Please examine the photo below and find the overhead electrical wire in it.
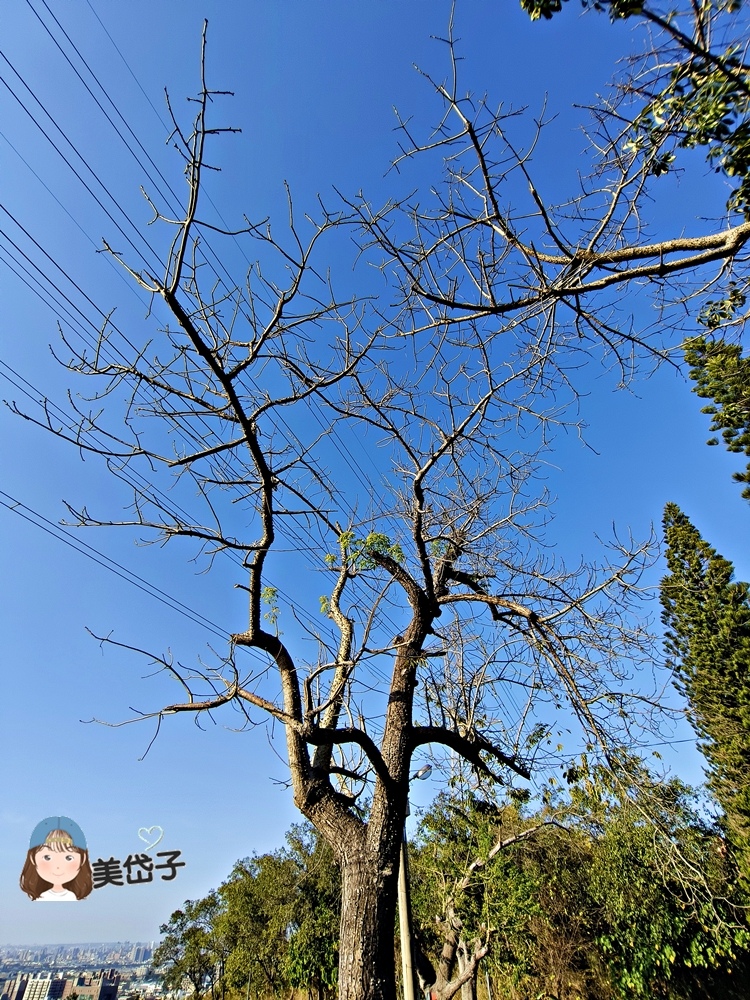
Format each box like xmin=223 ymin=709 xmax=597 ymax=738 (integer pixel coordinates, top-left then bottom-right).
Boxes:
xmin=0 ymin=55 xmax=162 ymax=274
xmin=0 ymin=199 xmax=448 ymax=705
xmin=0 ymin=0 xmax=400 ymax=568
xmin=0 ymin=488 xmax=232 ymax=643
xmin=30 ymin=0 xmax=188 ymax=223
xmin=0 ymin=3 xmax=518 ymax=711
xmin=0 ymin=346 xmax=351 ymax=674
xmin=83 ymin=0 xmax=170 ymax=133
xmin=0 ymin=216 xmax=337 ymax=649
xmin=0 ymin=125 xmax=158 ymax=311
xmin=0 ymin=188 xmax=399 ymax=690
xmin=0 ymin=19 xmax=394 ymax=543
xmin=23 ymin=0 xmax=397 ymax=506
xmin=0 ymin=242 xmax=437 ymax=705
xmin=0 ymin=358 xmax=370 ymax=701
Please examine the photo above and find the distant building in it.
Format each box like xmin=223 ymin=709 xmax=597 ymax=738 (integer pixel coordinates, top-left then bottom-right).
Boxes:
xmin=2 ymin=971 xmax=29 ymax=1000
xmin=2 ymin=970 xmax=119 ymax=1000
xmin=66 ymin=970 xmax=120 ymax=1000
xmin=4 ymin=974 xmax=66 ymax=1000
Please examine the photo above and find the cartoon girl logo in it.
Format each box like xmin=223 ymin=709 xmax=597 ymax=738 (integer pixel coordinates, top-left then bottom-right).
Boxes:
xmin=20 ymin=816 xmax=93 ymax=901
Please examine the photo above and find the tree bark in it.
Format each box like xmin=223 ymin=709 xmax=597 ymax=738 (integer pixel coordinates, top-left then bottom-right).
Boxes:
xmin=337 ymin=844 xmax=401 ymax=1000
xmin=455 ymin=942 xmax=476 ymax=1000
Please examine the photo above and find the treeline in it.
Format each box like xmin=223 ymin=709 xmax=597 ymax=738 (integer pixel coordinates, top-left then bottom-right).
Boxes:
xmin=410 ymin=771 xmax=749 ymax=1000
xmin=153 ymin=825 xmax=339 ymax=1000
xmin=153 ymin=765 xmax=749 ymax=1000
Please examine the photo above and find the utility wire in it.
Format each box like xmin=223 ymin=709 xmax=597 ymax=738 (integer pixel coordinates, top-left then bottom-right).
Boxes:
xmin=26 ymin=0 xmax=397 ymax=512
xmin=0 ymin=353 xmax=340 ymax=661
xmin=0 ymin=42 xmax=389 ymax=538
xmin=0 ymin=11 xmax=437 ymax=691
xmin=0 ymin=53 xmax=161 ymax=273
xmin=0 ymin=349 xmax=396 ymax=692
xmin=0 ymin=200 xmax=398 ymax=689
xmin=1 ymin=3 xmax=647 ymax=759
xmin=2 ymin=16 xmax=398 ymax=604
xmin=0 ymin=489 xmax=231 ymax=642
xmin=0 ymin=125 xmax=154 ymax=310
xmin=31 ymin=0 xmax=185 ymax=220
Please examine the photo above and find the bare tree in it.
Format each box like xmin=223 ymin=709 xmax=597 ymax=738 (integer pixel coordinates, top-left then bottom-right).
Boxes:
xmin=13 ymin=12 xmax=750 ymax=1000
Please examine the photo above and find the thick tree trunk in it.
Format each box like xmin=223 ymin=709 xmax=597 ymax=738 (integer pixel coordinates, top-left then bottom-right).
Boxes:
xmin=292 ymin=563 xmax=429 ymax=999
xmin=337 ymin=841 xmax=401 ymax=1000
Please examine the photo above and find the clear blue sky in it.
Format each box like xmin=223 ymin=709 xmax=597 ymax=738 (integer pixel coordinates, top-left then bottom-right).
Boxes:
xmin=1 ymin=0 xmax=747 ymax=946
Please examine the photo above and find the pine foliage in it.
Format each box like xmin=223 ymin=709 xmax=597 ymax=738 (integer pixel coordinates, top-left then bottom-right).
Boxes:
xmin=684 ymin=336 xmax=750 ymax=502
xmin=660 ymin=502 xmax=750 ymax=878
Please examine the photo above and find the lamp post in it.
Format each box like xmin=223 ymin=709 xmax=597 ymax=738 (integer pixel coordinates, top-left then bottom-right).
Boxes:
xmin=398 ymin=764 xmax=432 ymax=1000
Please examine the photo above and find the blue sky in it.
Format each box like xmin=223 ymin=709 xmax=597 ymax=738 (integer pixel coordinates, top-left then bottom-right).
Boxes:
xmin=1 ymin=0 xmax=748 ymax=946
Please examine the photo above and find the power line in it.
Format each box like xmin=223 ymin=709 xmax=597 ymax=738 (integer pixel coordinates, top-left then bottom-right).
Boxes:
xmin=84 ymin=0 xmax=169 ymax=132
xmin=0 ymin=488 xmax=232 ymax=642
xmin=26 ymin=0 xmax=399 ymax=516
xmin=0 ymin=41 xmax=386 ymax=528
xmin=31 ymin=0 xmax=183 ymax=219
xmin=0 ymin=53 xmax=161 ymax=274
xmin=0 ymin=200 xmax=397 ymax=688
xmin=0 ymin=349 xmax=395 ymax=692
xmin=2 ymin=6 xmax=397 ymax=550
xmin=0 ymin=125 xmax=153 ymax=310
xmin=0 ymin=10 xmax=428 ymax=690
xmin=0 ymin=352 xmax=340 ymax=657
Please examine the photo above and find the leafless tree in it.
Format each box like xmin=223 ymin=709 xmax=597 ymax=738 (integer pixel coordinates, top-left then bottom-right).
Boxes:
xmin=13 ymin=11 xmax=750 ymax=1000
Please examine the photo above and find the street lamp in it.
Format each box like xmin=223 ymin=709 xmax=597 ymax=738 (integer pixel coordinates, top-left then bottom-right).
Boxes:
xmin=398 ymin=764 xmax=432 ymax=1000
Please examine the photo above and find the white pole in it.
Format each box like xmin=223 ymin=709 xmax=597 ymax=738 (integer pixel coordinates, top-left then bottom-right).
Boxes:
xmin=400 ymin=766 xmax=431 ymax=1000
xmin=398 ymin=830 xmax=416 ymax=1000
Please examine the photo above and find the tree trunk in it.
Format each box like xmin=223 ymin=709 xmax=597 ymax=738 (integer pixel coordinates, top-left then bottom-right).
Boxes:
xmin=337 ymin=846 xmax=401 ymax=1000
xmin=455 ymin=941 xmax=476 ymax=1000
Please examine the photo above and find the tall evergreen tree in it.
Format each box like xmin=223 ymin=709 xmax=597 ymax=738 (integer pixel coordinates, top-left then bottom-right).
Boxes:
xmin=660 ymin=503 xmax=750 ymax=879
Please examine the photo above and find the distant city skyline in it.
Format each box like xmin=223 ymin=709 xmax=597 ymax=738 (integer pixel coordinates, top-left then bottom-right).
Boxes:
xmin=0 ymin=943 xmax=154 ymax=949
xmin=0 ymin=943 xmax=154 ymax=974
xmin=0 ymin=944 xmax=154 ymax=956
xmin=0 ymin=945 xmax=159 ymax=1000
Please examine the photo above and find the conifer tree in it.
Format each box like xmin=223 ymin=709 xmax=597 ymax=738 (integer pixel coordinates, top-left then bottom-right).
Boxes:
xmin=660 ymin=503 xmax=750 ymax=879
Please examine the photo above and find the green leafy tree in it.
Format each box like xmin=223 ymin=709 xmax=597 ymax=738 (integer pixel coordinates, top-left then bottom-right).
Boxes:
xmin=216 ymin=852 xmax=296 ymax=1000
xmin=153 ymin=788 xmax=748 ymax=1000
xmin=283 ymin=825 xmax=340 ymax=1000
xmin=583 ymin=770 xmax=749 ymax=999
xmin=154 ymin=894 xmax=223 ymax=1000
xmin=178 ymin=825 xmax=340 ymax=1000
xmin=661 ymin=502 xmax=750 ymax=881
xmin=412 ymin=777 xmax=750 ymax=1000
xmin=522 ymin=0 xmax=644 ymax=20
xmin=411 ymin=792 xmax=602 ymax=1000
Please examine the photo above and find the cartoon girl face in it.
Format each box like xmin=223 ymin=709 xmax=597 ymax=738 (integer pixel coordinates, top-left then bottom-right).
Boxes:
xmin=33 ymin=844 xmax=83 ymax=890
xmin=21 ymin=817 xmax=93 ymax=901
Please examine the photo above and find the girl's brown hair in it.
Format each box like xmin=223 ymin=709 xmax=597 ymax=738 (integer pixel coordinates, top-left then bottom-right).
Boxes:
xmin=20 ymin=831 xmax=93 ymax=900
